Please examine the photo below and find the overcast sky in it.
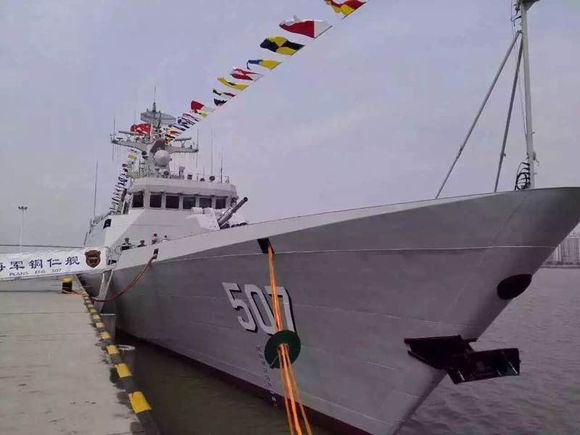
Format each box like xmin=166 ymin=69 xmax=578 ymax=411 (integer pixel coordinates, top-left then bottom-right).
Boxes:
xmin=0 ymin=0 xmax=579 ymax=247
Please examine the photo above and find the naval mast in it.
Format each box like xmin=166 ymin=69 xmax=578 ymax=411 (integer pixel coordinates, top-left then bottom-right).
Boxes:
xmin=519 ymin=0 xmax=538 ymax=188
xmin=436 ymin=0 xmax=540 ymax=197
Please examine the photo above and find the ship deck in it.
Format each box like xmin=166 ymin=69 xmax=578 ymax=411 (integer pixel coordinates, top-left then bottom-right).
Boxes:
xmin=0 ymin=277 xmax=142 ymax=434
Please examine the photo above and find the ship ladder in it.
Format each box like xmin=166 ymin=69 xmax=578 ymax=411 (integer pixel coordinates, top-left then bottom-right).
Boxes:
xmin=267 ymin=245 xmax=312 ymax=435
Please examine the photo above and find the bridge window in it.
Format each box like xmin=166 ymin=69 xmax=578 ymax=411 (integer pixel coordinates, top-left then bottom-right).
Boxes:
xmin=199 ymin=197 xmax=212 ymax=208
xmin=150 ymin=193 xmax=162 ymax=208
xmin=166 ymin=195 xmax=179 ymax=209
xmin=183 ymin=196 xmax=196 ymax=209
xmin=132 ymin=192 xmax=143 ymax=208
xmin=103 ymin=219 xmax=111 ymax=229
xmin=215 ymin=197 xmax=227 ymax=209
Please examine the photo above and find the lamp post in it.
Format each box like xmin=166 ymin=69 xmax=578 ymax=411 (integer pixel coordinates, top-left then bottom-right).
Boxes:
xmin=18 ymin=206 xmax=28 ymax=252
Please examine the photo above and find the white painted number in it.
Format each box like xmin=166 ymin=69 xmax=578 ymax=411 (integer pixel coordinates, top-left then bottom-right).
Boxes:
xmin=222 ymin=282 xmax=257 ymax=332
xmin=222 ymin=282 xmax=296 ymax=335
xmin=244 ymin=284 xmax=277 ymax=335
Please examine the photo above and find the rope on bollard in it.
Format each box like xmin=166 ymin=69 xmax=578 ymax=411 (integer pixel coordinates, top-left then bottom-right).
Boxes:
xmin=267 ymin=244 xmax=312 ymax=435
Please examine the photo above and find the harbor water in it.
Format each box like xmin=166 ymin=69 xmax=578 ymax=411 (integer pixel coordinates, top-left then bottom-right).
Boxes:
xmin=125 ymin=268 xmax=580 ymax=434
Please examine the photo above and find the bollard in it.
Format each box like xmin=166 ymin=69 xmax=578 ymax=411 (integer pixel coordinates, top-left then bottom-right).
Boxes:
xmin=62 ymin=277 xmax=73 ymax=293
xmin=118 ymin=345 xmax=136 ymax=374
xmin=100 ymin=313 xmax=116 ymax=341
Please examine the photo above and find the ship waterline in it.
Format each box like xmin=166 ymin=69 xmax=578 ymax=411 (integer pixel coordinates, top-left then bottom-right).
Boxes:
xmin=83 ymin=187 xmax=580 ymax=434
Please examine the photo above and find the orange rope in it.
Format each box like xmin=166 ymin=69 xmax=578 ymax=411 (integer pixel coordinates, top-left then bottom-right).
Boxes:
xmin=279 ymin=348 xmax=296 ymax=435
xmin=280 ymin=345 xmax=303 ymax=435
xmin=267 ymin=245 xmax=312 ymax=435
xmin=268 ymin=246 xmax=283 ymax=331
xmin=283 ymin=347 xmax=312 ymax=435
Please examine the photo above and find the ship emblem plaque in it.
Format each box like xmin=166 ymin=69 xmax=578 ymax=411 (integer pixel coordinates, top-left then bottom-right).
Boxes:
xmin=84 ymin=250 xmax=101 ymax=268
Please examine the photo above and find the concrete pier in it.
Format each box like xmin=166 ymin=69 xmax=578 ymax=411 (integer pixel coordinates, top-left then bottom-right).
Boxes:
xmin=0 ymin=279 xmax=140 ymax=434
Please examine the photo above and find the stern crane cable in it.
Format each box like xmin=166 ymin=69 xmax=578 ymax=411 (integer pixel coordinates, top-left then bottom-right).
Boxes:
xmin=267 ymin=245 xmax=312 ymax=435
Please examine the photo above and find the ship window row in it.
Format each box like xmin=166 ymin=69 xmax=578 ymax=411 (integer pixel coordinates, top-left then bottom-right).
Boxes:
xmin=132 ymin=192 xmax=231 ymax=210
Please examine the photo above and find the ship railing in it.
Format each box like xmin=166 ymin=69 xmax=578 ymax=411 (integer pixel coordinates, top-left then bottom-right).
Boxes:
xmin=130 ymin=168 xmax=230 ymax=183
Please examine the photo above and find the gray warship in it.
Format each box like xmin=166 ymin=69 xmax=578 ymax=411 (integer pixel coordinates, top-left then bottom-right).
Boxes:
xmin=81 ymin=1 xmax=580 ymax=433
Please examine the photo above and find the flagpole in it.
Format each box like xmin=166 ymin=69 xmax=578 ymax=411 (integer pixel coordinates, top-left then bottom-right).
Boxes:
xmin=112 ymin=117 xmax=116 ymax=161
xmin=92 ymin=161 xmax=98 ymax=218
xmin=220 ymin=148 xmax=224 ymax=183
xmin=196 ymin=129 xmax=199 ymax=170
xmin=211 ymin=128 xmax=214 ymax=177
xmin=18 ymin=206 xmax=28 ymax=252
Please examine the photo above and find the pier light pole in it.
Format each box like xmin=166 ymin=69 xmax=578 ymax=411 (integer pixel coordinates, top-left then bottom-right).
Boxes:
xmin=18 ymin=205 xmax=28 ymax=252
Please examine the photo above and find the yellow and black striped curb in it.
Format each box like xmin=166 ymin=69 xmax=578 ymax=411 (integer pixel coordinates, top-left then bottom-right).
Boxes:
xmin=82 ymin=294 xmax=159 ymax=435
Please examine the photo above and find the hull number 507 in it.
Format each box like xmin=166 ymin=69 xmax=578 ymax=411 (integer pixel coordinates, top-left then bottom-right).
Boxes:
xmin=222 ymin=283 xmax=296 ymax=335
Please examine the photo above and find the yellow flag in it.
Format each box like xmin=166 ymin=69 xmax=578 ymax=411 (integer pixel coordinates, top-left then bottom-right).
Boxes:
xmin=260 ymin=60 xmax=281 ymax=69
xmin=324 ymin=0 xmax=366 ymax=17
xmin=217 ymin=77 xmax=249 ymax=91
xmin=246 ymin=59 xmax=281 ymax=70
xmin=260 ymin=36 xmax=303 ymax=56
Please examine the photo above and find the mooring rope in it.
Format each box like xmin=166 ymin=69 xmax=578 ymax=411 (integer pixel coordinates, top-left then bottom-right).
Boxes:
xmin=90 ymin=256 xmax=154 ymax=303
xmin=267 ymin=245 xmax=312 ymax=435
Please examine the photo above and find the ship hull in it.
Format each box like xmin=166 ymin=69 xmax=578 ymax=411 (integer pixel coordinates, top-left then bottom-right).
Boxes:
xmin=85 ymin=188 xmax=580 ymax=434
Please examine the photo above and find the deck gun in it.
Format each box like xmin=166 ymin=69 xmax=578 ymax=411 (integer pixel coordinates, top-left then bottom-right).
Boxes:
xmin=218 ymin=197 xmax=248 ymax=228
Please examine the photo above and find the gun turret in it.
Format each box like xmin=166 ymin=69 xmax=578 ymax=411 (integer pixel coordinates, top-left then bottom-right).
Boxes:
xmin=218 ymin=197 xmax=248 ymax=228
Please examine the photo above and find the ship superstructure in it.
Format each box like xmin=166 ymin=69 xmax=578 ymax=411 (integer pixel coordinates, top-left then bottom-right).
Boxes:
xmin=84 ymin=102 xmax=245 ymax=255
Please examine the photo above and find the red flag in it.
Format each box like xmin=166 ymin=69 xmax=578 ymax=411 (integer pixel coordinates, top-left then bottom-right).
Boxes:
xmin=279 ymin=17 xmax=332 ymax=39
xmin=190 ymin=100 xmax=214 ymax=114
xmin=130 ymin=123 xmax=151 ymax=135
xmin=230 ymin=67 xmax=263 ymax=81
